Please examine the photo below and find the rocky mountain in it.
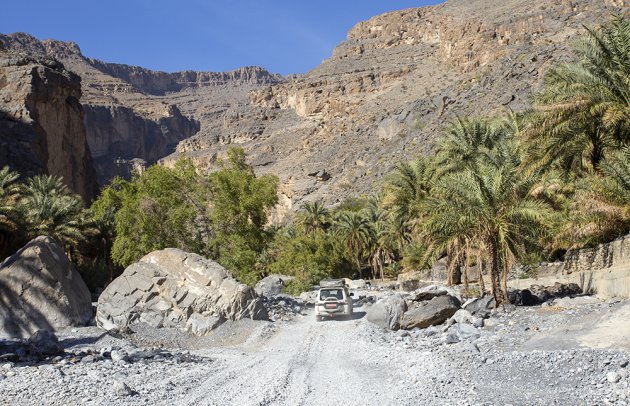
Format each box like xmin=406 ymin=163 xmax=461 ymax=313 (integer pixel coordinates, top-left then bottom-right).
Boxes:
xmin=1 ymin=0 xmax=627 ymax=211
xmin=172 ymin=0 xmax=627 ymax=216
xmin=0 ymin=45 xmax=97 ymax=200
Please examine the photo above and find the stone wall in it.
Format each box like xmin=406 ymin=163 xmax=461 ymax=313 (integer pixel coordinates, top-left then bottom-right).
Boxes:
xmin=563 ymin=234 xmax=630 ymax=274
xmin=511 ymin=235 xmax=630 ymax=299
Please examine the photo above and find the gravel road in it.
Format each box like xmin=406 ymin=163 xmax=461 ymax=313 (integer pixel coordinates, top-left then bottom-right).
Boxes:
xmin=1 ymin=298 xmax=630 ymax=405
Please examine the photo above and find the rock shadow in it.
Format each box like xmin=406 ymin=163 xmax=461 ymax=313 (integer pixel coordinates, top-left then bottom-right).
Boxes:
xmin=0 ymin=255 xmax=56 ymax=340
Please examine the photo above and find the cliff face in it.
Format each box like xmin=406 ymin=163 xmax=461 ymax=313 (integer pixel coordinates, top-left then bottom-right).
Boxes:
xmin=87 ymin=62 xmax=283 ymax=95
xmin=170 ymin=0 xmax=628 ymax=216
xmin=0 ymin=49 xmax=97 ymax=200
xmin=0 ymin=34 xmax=202 ymax=186
xmin=83 ymin=103 xmax=199 ymax=184
xmin=1 ymin=0 xmax=627 ymax=212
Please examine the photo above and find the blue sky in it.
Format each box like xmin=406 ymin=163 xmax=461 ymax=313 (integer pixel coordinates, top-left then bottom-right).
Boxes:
xmin=1 ymin=1 xmax=441 ymax=75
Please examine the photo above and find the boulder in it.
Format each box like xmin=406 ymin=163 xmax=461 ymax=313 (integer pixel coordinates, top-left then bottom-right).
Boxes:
xmin=400 ymin=295 xmax=461 ymax=330
xmin=0 ymin=236 xmax=92 ymax=338
xmin=447 ymin=323 xmax=481 ymax=341
xmin=451 ymin=309 xmax=474 ymax=324
xmin=397 ymin=271 xmax=426 ymax=291
xmin=367 ymin=294 xmax=407 ymax=330
xmin=255 ymin=274 xmax=294 ymax=297
xmin=408 ymin=285 xmax=448 ymax=301
xmin=463 ymin=295 xmax=495 ymax=318
xmin=511 ymin=283 xmax=583 ymax=306
xmin=96 ymin=249 xmax=268 ymax=335
xmin=343 ymin=278 xmax=368 ymax=289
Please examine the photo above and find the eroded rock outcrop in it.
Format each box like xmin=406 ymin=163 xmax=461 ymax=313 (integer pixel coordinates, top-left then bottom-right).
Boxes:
xmin=0 ymin=47 xmax=97 ymax=200
xmin=96 ymin=249 xmax=268 ymax=335
xmin=0 ymin=236 xmax=93 ymax=339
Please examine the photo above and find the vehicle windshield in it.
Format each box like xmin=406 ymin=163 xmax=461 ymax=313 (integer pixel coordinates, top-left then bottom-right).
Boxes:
xmin=320 ymin=289 xmax=344 ymax=300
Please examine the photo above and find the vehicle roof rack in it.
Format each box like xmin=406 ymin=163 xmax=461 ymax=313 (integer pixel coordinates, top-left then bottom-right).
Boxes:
xmin=319 ymin=279 xmax=346 ymax=288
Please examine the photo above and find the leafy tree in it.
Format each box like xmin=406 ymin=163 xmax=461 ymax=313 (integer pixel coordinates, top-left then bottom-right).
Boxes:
xmin=94 ymin=159 xmax=212 ymax=268
xmin=207 ymin=148 xmax=278 ymax=283
xmin=266 ymin=227 xmax=352 ymax=294
xmin=93 ymin=149 xmax=278 ymax=285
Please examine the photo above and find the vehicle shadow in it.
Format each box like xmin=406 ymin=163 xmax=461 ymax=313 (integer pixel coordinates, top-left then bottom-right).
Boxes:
xmin=350 ymin=311 xmax=366 ymax=320
xmin=319 ymin=311 xmax=366 ymax=322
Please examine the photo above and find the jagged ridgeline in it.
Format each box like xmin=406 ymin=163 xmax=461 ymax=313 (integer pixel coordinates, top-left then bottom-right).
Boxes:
xmin=0 ymin=0 xmax=627 ymax=210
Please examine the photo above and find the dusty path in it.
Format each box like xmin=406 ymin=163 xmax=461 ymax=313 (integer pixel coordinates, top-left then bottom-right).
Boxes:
xmin=2 ymin=300 xmax=630 ymax=405
xmin=169 ymin=311 xmax=461 ymax=406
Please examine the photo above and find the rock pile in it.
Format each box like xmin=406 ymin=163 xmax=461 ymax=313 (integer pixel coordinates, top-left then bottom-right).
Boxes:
xmin=262 ymin=296 xmax=305 ymax=322
xmin=96 ymin=249 xmax=268 ymax=335
xmin=0 ymin=237 xmax=93 ymax=339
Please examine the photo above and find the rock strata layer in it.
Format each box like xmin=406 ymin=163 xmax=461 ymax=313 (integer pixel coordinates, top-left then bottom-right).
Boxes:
xmin=96 ymin=249 xmax=268 ymax=335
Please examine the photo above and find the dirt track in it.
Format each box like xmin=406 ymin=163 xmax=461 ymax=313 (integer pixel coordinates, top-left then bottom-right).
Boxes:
xmin=2 ymin=300 xmax=630 ymax=405
xmin=171 ymin=310 xmax=462 ymax=406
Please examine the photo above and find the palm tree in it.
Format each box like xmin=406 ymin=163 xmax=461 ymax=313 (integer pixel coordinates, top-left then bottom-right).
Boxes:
xmin=333 ymin=210 xmax=372 ymax=278
xmin=559 ymin=147 xmax=630 ymax=247
xmin=382 ymin=157 xmax=435 ymax=223
xmin=297 ymin=201 xmax=329 ymax=235
xmin=431 ymin=117 xmax=518 ymax=286
xmin=525 ymin=16 xmax=630 ymax=174
xmin=19 ymin=175 xmax=95 ymax=253
xmin=422 ymin=154 xmax=552 ymax=304
xmin=435 ymin=117 xmax=511 ymax=177
xmin=0 ymin=166 xmax=22 ymax=257
xmin=363 ymin=201 xmax=397 ymax=280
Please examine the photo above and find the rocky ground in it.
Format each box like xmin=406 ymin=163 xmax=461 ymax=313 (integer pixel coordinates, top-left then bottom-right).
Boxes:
xmin=1 ymin=293 xmax=629 ymax=405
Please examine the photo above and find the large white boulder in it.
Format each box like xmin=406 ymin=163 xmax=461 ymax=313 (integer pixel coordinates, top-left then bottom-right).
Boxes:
xmin=96 ymin=249 xmax=268 ymax=335
xmin=0 ymin=236 xmax=92 ymax=338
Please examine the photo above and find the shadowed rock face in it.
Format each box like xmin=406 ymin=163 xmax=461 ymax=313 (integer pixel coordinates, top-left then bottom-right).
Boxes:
xmin=0 ymin=34 xmax=204 ymax=187
xmin=0 ymin=48 xmax=97 ymax=200
xmin=96 ymin=249 xmax=268 ymax=336
xmin=0 ymin=236 xmax=93 ymax=339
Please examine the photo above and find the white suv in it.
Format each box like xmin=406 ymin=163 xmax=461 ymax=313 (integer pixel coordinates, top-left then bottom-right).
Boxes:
xmin=315 ymin=283 xmax=354 ymax=321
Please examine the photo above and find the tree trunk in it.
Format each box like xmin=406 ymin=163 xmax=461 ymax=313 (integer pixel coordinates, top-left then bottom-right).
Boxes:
xmin=477 ymin=254 xmax=485 ymax=295
xmin=488 ymin=236 xmax=508 ymax=305
xmin=463 ymin=248 xmax=470 ymax=294
xmin=501 ymin=262 xmax=509 ymax=300
xmin=446 ymin=252 xmax=453 ymax=285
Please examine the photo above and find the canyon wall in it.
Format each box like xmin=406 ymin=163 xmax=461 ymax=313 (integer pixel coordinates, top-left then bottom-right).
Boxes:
xmin=0 ymin=49 xmax=97 ymax=200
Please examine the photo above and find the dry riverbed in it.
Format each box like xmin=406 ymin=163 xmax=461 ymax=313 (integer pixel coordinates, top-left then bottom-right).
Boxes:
xmin=1 ymin=297 xmax=630 ymax=405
